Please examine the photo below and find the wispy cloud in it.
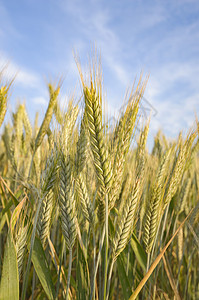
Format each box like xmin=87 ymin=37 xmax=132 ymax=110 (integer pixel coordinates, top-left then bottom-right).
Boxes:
xmin=0 ymin=0 xmax=199 ymax=139
xmin=59 ymin=0 xmax=130 ymax=87
xmin=147 ymin=87 xmax=198 ymax=138
xmin=0 ymin=52 xmax=41 ymax=88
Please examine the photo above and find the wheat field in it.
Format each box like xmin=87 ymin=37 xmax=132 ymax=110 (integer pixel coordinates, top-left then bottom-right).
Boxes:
xmin=0 ymin=59 xmax=198 ymax=300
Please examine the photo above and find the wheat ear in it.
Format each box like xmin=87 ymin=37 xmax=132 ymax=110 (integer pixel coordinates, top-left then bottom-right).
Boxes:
xmin=22 ymin=104 xmax=32 ymax=144
xmin=109 ymin=78 xmax=147 ymax=209
xmin=96 ymin=187 xmax=106 ymax=223
xmin=58 ymin=152 xmax=77 ymax=299
xmin=37 ymin=190 xmax=54 ymax=247
xmin=61 ymin=101 xmax=79 ymax=154
xmin=113 ymin=180 xmax=141 ymax=259
xmin=76 ymin=113 xmax=89 ymax=174
xmin=106 ymin=172 xmax=144 ymax=299
xmin=53 ymin=100 xmax=63 ymax=124
xmin=37 ymin=151 xmax=59 ymax=246
xmin=163 ymin=131 xmax=196 ymax=209
xmin=84 ymin=84 xmax=112 ymax=191
xmin=0 ymin=86 xmax=9 ymax=128
xmin=2 ymin=125 xmax=17 ymax=169
xmin=143 ymin=148 xmax=173 ymax=253
xmin=59 ymin=152 xmax=77 ymax=249
xmin=76 ymin=172 xmax=94 ymax=225
xmin=15 ymin=225 xmax=28 ymax=278
xmin=35 ymin=84 xmax=60 ymax=151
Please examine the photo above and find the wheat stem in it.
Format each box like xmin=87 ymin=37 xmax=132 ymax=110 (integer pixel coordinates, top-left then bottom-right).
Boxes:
xmin=106 ymin=259 xmax=114 ymax=300
xmin=90 ymin=225 xmax=106 ymax=300
xmin=66 ymin=247 xmax=73 ymax=300
xmin=103 ymin=193 xmax=109 ymax=300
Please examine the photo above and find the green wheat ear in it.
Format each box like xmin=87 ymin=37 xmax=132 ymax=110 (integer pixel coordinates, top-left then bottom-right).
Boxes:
xmin=59 ymin=151 xmax=77 ymax=249
xmin=143 ymin=148 xmax=173 ymax=253
xmin=15 ymin=225 xmax=28 ymax=278
xmin=37 ymin=150 xmax=59 ymax=246
xmin=76 ymin=59 xmax=112 ymax=194
xmin=163 ymin=131 xmax=196 ymax=210
xmin=113 ymin=168 xmax=145 ymax=260
xmin=76 ymin=172 xmax=95 ymax=225
xmin=84 ymin=84 xmax=112 ymax=192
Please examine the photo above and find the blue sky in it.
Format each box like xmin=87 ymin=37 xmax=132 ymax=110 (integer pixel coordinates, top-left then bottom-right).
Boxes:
xmin=0 ymin=0 xmax=199 ymax=147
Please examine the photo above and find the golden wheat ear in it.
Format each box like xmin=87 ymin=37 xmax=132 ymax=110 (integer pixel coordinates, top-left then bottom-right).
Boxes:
xmin=0 ymin=86 xmax=9 ymax=128
xmin=0 ymin=68 xmax=13 ymax=129
xmin=35 ymin=83 xmax=60 ymax=152
xmin=75 ymin=112 xmax=89 ymax=174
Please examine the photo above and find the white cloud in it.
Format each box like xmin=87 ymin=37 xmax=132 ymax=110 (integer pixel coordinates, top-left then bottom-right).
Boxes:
xmin=59 ymin=0 xmax=129 ymax=87
xmin=31 ymin=96 xmax=48 ymax=106
xmin=52 ymin=0 xmax=199 ymax=139
xmin=1 ymin=0 xmax=198 ymax=141
xmin=0 ymin=53 xmax=41 ymax=88
xmin=15 ymin=70 xmax=40 ymax=88
xmin=148 ymin=92 xmax=198 ymax=139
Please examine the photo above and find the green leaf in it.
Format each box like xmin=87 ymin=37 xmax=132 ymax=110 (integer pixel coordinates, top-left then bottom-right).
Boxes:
xmin=0 ymin=214 xmax=6 ymax=233
xmin=0 ymin=176 xmax=20 ymax=207
xmin=0 ymin=199 xmax=13 ymax=218
xmin=31 ymin=237 xmax=56 ymax=300
xmin=0 ymin=231 xmax=19 ymax=300
xmin=117 ymin=253 xmax=132 ymax=300
xmin=129 ymin=209 xmax=193 ymax=300
xmin=21 ymin=196 xmax=43 ymax=300
xmin=131 ymin=232 xmax=147 ymax=272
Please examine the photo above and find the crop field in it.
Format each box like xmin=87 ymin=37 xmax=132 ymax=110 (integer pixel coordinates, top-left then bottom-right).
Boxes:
xmin=0 ymin=60 xmax=198 ymax=300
